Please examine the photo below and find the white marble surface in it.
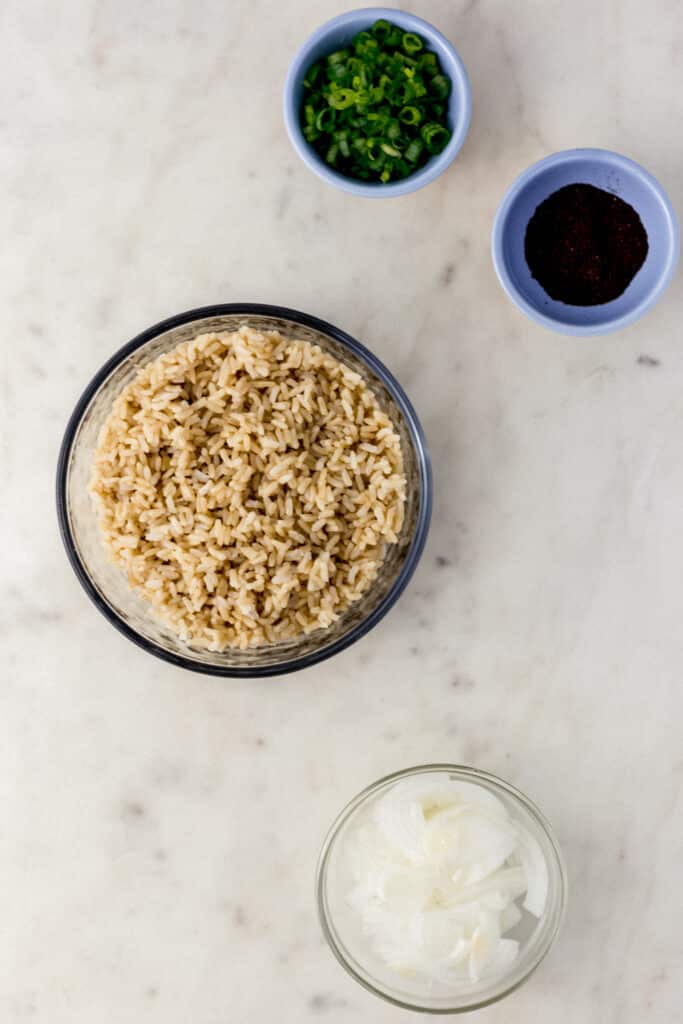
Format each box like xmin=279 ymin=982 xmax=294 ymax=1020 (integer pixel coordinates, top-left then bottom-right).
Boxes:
xmin=3 ymin=1 xmax=683 ymax=1020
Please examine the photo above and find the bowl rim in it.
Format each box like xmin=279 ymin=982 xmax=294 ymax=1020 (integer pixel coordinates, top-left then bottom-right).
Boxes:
xmin=283 ymin=6 xmax=472 ymax=198
xmin=491 ymin=147 xmax=681 ymax=336
xmin=55 ymin=303 xmax=432 ymax=678
xmin=316 ymin=763 xmax=568 ymax=1014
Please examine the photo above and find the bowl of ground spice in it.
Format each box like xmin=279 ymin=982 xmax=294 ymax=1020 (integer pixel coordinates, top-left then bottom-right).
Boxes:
xmin=492 ymin=149 xmax=679 ymax=335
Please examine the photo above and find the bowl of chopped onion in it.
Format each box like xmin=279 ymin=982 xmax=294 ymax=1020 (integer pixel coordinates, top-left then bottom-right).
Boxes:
xmin=317 ymin=764 xmax=567 ymax=1013
xmin=284 ymin=8 xmax=471 ymax=197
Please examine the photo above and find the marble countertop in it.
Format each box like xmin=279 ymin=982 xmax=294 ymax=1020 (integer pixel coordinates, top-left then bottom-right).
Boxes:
xmin=3 ymin=1 xmax=683 ymax=1021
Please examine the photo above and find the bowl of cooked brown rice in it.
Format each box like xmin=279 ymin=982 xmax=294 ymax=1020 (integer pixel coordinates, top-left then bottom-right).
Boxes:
xmin=57 ymin=305 xmax=432 ymax=676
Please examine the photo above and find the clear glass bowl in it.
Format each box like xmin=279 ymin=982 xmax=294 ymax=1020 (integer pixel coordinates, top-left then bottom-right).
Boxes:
xmin=56 ymin=305 xmax=432 ymax=677
xmin=316 ymin=764 xmax=567 ymax=1014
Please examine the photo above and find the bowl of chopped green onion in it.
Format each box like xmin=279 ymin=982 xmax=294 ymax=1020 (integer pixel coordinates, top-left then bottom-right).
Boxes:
xmin=284 ymin=8 xmax=471 ymax=197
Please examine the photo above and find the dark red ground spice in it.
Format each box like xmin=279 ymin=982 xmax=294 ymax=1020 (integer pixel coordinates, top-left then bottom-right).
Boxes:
xmin=524 ymin=183 xmax=649 ymax=306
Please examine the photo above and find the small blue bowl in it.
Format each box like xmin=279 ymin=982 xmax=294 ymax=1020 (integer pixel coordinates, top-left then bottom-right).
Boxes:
xmin=492 ymin=149 xmax=680 ymax=335
xmin=283 ymin=7 xmax=471 ymax=198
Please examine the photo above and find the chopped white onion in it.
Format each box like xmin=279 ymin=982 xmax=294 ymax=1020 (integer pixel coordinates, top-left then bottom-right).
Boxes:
xmin=344 ymin=776 xmax=548 ymax=989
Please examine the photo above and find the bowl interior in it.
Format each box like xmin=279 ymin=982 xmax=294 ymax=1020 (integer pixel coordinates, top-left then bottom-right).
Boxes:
xmin=318 ymin=765 xmax=567 ymax=1013
xmin=496 ymin=152 xmax=679 ymax=332
xmin=60 ymin=310 xmax=429 ymax=676
xmin=284 ymin=8 xmax=470 ymax=195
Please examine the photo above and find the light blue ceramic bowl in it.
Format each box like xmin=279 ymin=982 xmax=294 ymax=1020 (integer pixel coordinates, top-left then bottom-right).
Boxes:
xmin=492 ymin=149 xmax=680 ymax=336
xmin=283 ymin=7 xmax=471 ymax=198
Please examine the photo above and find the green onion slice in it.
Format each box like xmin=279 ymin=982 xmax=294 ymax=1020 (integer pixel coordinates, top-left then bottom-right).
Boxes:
xmin=399 ymin=105 xmax=422 ymax=125
xmin=402 ymin=32 xmax=423 ymax=54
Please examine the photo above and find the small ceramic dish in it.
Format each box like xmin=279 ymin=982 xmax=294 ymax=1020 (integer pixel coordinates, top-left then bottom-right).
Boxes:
xmin=492 ymin=148 xmax=679 ymax=335
xmin=283 ymin=7 xmax=471 ymax=198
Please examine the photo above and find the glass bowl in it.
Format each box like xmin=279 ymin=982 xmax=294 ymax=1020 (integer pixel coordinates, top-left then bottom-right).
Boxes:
xmin=56 ymin=304 xmax=432 ymax=677
xmin=316 ymin=764 xmax=567 ymax=1013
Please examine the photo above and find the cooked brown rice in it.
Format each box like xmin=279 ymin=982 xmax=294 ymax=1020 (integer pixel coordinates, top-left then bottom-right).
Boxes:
xmin=90 ymin=327 xmax=406 ymax=650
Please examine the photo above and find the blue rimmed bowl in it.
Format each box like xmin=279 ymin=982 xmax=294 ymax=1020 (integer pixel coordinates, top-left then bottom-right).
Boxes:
xmin=56 ymin=305 xmax=432 ymax=677
xmin=283 ymin=7 xmax=471 ymax=198
xmin=492 ymin=149 xmax=680 ymax=336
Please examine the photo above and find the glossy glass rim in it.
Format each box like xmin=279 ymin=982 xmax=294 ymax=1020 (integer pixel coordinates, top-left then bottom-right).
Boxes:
xmin=316 ymin=763 xmax=568 ymax=1014
xmin=55 ymin=303 xmax=432 ymax=677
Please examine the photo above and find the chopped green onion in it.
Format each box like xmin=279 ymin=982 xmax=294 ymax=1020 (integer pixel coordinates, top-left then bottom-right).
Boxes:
xmin=371 ymin=18 xmax=392 ymax=42
xmin=418 ymin=52 xmax=438 ymax=75
xmin=421 ymin=122 xmax=449 ymax=153
xmin=399 ymin=105 xmax=422 ymax=125
xmin=402 ymin=32 xmax=423 ymax=54
xmin=327 ymin=87 xmax=357 ymax=110
xmin=386 ymin=25 xmax=402 ymax=48
xmin=430 ymin=74 xmax=451 ymax=100
xmin=386 ymin=119 xmax=401 ymax=141
xmin=353 ymin=31 xmax=380 ymax=59
xmin=315 ymin=107 xmax=336 ymax=131
xmin=333 ymin=129 xmax=351 ymax=158
xmin=327 ymin=49 xmax=349 ymax=66
xmin=404 ymin=138 xmax=424 ymax=163
xmin=303 ymin=62 xmax=322 ymax=89
xmin=299 ymin=17 xmax=452 ymax=183
xmin=366 ymin=138 xmax=381 ymax=161
xmin=353 ymin=30 xmax=374 ymax=47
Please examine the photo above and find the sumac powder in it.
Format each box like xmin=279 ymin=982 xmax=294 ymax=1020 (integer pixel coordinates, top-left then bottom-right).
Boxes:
xmin=524 ymin=183 xmax=649 ymax=305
